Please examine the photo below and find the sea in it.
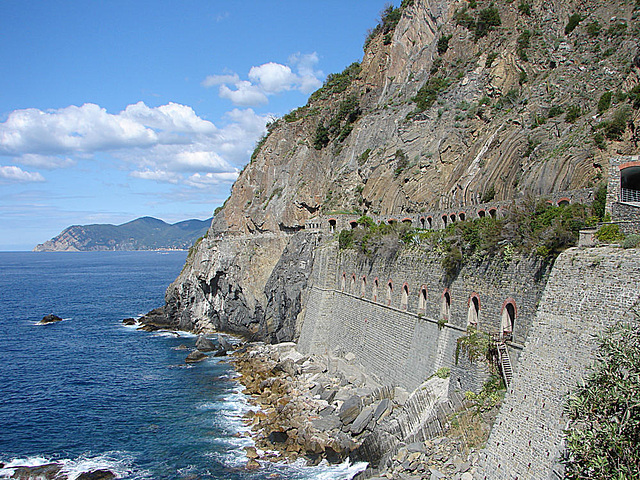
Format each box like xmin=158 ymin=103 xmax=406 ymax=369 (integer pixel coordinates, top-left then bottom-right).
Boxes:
xmin=0 ymin=251 xmax=366 ymax=480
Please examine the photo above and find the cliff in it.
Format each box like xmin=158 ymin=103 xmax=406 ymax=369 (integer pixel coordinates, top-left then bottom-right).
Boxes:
xmin=162 ymin=0 xmax=639 ymax=338
xmin=34 ymin=216 xmax=211 ymax=252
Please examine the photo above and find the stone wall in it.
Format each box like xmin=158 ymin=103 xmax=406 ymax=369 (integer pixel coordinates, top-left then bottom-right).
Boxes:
xmin=480 ymin=246 xmax=640 ymax=480
xmin=298 ymin=242 xmax=551 ymax=392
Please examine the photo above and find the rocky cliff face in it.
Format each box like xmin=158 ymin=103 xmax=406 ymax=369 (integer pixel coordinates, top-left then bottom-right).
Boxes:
xmin=163 ymin=0 xmax=639 ymax=338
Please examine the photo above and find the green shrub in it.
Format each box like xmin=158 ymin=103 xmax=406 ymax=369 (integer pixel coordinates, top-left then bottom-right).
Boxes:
xmin=628 ymin=85 xmax=640 ymax=109
xmin=586 ymin=21 xmax=601 ymax=37
xmin=592 ymin=183 xmax=607 ymax=220
xmin=565 ymin=13 xmax=582 ymax=35
xmin=604 ymin=107 xmax=630 ymax=140
xmin=309 ymin=62 xmax=360 ymax=102
xmin=393 ymin=149 xmax=409 ymax=177
xmin=364 ymin=4 xmax=403 ymax=50
xmin=607 ymin=22 xmax=627 ymax=37
xmin=454 ymin=7 xmax=476 ymax=30
xmin=464 ymin=376 xmax=505 ymax=413
xmin=357 ymin=148 xmax=371 ymax=166
xmin=564 ymin=318 xmax=640 ymax=479
xmin=517 ymin=2 xmax=531 ymax=15
xmin=486 ymin=52 xmax=499 ymax=68
xmin=598 ymin=91 xmax=612 ymax=113
xmin=516 ymin=30 xmax=531 ymax=61
xmin=475 ymin=7 xmax=501 ymax=39
xmin=434 ymin=367 xmax=451 ymax=379
xmin=622 ymin=234 xmax=640 ymax=249
xmin=313 ymin=123 xmax=330 ymax=150
xmin=437 ymin=34 xmax=453 ymax=55
xmin=455 ymin=327 xmax=491 ymax=364
xmin=595 ymin=224 xmax=624 ymax=243
xmin=338 ymin=229 xmax=355 ymax=249
xmin=565 ymin=105 xmax=581 ymax=123
xmin=548 ymin=105 xmax=564 ymax=118
xmin=411 ymin=76 xmax=450 ymax=113
xmin=593 ymin=131 xmax=606 ymax=150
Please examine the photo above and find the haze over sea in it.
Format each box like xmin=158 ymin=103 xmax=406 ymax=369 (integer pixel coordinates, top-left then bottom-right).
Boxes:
xmin=0 ymin=251 xmax=364 ymax=480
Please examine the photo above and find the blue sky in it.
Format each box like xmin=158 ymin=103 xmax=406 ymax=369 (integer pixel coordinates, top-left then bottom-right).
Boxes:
xmin=0 ymin=1 xmax=390 ymax=250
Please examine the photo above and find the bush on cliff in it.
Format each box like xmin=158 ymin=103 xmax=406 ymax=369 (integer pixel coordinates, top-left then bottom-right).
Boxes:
xmin=563 ymin=317 xmax=640 ymax=479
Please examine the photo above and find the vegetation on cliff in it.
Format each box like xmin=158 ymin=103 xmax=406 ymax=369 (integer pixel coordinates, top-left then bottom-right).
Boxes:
xmin=563 ymin=316 xmax=640 ymax=479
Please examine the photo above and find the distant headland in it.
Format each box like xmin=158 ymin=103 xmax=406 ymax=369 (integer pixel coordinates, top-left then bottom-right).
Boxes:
xmin=33 ymin=216 xmax=212 ymax=252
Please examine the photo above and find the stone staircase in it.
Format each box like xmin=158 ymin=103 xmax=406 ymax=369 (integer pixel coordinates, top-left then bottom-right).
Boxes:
xmin=496 ymin=342 xmax=513 ymax=387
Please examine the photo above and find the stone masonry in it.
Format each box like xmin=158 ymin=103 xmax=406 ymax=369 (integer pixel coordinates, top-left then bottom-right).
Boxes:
xmin=480 ymin=246 xmax=640 ymax=480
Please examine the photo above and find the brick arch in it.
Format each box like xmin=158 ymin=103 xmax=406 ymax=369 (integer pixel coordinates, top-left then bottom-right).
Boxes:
xmin=401 ymin=282 xmax=409 ymax=310
xmin=501 ymin=298 xmax=517 ymax=341
xmin=386 ymin=279 xmax=393 ymax=306
xmin=557 ymin=197 xmax=570 ymax=206
xmin=372 ymin=277 xmax=379 ymax=302
xmin=418 ymin=285 xmax=428 ymax=313
xmin=341 ymin=272 xmax=346 ymax=292
xmin=360 ymin=275 xmax=367 ymax=297
xmin=401 ymin=217 xmax=412 ymax=225
xmin=350 ymin=273 xmax=356 ymax=294
xmin=388 ymin=218 xmax=398 ymax=224
xmin=459 ymin=211 xmax=466 ymax=221
xmin=329 ymin=218 xmax=337 ymax=232
xmin=450 ymin=213 xmax=457 ymax=223
xmin=420 ymin=216 xmax=426 ymax=228
xmin=488 ymin=208 xmax=497 ymax=218
xmin=441 ymin=288 xmax=451 ymax=320
xmin=477 ymin=209 xmax=486 ymax=218
xmin=427 ymin=216 xmax=433 ymax=228
xmin=349 ymin=220 xmax=358 ymax=229
xmin=467 ymin=292 xmax=481 ymax=328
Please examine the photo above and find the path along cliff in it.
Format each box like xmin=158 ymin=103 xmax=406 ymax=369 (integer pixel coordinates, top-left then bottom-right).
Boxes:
xmin=144 ymin=0 xmax=640 ymax=476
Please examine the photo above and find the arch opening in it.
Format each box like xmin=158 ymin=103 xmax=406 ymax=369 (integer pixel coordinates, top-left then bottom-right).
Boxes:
xmin=501 ymin=300 xmax=517 ymax=341
xmin=620 ymin=165 xmax=640 ymax=202
xmin=361 ymin=276 xmax=367 ymax=297
xmin=441 ymin=289 xmax=451 ymax=321
xmin=386 ymin=280 xmax=393 ymax=306
xmin=418 ymin=286 xmax=427 ymax=313
xmin=401 ymin=284 xmax=409 ymax=310
xmin=467 ymin=294 xmax=480 ymax=328
xmin=372 ymin=278 xmax=379 ymax=302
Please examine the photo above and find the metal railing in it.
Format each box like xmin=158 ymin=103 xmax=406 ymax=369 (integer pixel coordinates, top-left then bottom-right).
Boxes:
xmin=620 ymin=188 xmax=640 ymax=203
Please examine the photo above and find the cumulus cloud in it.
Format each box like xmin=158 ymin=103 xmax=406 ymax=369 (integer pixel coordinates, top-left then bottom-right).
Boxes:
xmin=0 ymin=102 xmax=269 ymax=187
xmin=203 ymin=52 xmax=324 ymax=106
xmin=0 ymin=166 xmax=45 ymax=183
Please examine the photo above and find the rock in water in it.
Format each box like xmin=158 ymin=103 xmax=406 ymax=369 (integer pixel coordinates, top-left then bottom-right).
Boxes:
xmin=217 ymin=334 xmax=232 ymax=352
xmin=76 ymin=470 xmax=116 ymax=480
xmin=122 ymin=318 xmax=137 ymax=326
xmin=185 ymin=350 xmax=207 ymax=363
xmin=195 ymin=335 xmax=217 ymax=352
xmin=39 ymin=314 xmax=62 ymax=325
xmin=10 ymin=463 xmax=63 ymax=479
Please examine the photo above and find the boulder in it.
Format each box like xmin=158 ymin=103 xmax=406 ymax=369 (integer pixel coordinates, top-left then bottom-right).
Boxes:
xmin=122 ymin=318 xmax=137 ymax=326
xmin=195 ymin=335 xmax=217 ymax=352
xmin=217 ymin=334 xmax=232 ymax=352
xmin=244 ymin=446 xmax=259 ymax=459
xmin=245 ymin=459 xmax=260 ymax=470
xmin=312 ymin=414 xmax=342 ymax=432
xmin=10 ymin=463 xmax=63 ymax=479
xmin=268 ymin=430 xmax=289 ymax=443
xmin=338 ymin=395 xmax=362 ymax=425
xmin=39 ymin=314 xmax=62 ymax=325
xmin=350 ymin=406 xmax=374 ymax=435
xmin=373 ymin=398 xmax=391 ymax=423
xmin=76 ymin=470 xmax=116 ymax=480
xmin=185 ymin=350 xmax=207 ymax=363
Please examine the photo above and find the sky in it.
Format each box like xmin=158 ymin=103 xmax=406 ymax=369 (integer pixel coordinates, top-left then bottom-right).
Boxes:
xmin=0 ymin=1 xmax=391 ymax=251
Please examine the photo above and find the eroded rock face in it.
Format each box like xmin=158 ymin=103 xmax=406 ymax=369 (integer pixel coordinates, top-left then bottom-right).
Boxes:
xmin=163 ymin=232 xmax=319 ymax=341
xmin=163 ymin=0 xmax=639 ymax=342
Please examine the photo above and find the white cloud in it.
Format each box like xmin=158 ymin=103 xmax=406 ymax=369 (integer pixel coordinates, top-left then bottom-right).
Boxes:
xmin=204 ymin=52 xmax=324 ymax=106
xmin=201 ymin=73 xmax=240 ymax=88
xmin=219 ymin=81 xmax=269 ymax=107
xmin=0 ymin=165 xmax=45 ymax=182
xmin=186 ymin=171 xmax=239 ymax=188
xmin=248 ymin=62 xmax=297 ymax=93
xmin=0 ymin=102 xmax=270 ymax=187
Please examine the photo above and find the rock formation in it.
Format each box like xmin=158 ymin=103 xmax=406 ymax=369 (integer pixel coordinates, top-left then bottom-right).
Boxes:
xmin=160 ymin=0 xmax=639 ymax=339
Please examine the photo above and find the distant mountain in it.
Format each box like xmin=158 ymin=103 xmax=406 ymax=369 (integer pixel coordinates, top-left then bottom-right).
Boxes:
xmin=33 ymin=216 xmax=212 ymax=252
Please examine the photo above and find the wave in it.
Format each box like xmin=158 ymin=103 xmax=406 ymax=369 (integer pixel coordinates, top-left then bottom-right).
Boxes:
xmin=0 ymin=451 xmax=150 ymax=480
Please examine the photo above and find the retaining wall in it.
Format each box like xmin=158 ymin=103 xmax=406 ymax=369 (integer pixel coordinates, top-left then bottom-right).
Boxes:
xmin=480 ymin=246 xmax=640 ymax=480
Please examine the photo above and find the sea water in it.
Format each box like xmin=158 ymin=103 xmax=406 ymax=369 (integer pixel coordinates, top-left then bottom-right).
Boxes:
xmin=0 ymin=251 xmax=366 ymax=480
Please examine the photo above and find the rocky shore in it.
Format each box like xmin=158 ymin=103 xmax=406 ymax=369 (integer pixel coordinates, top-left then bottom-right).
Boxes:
xmin=232 ymin=342 xmax=494 ymax=480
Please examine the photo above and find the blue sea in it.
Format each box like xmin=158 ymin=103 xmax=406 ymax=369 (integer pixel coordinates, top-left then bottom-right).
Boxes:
xmin=0 ymin=251 xmax=365 ymax=480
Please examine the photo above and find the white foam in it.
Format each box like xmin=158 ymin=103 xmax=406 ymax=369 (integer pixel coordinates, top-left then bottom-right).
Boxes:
xmin=0 ymin=452 xmax=150 ymax=480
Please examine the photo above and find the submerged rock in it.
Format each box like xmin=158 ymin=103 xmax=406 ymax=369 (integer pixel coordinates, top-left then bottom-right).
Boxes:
xmin=39 ymin=314 xmax=62 ymax=325
xmin=185 ymin=350 xmax=207 ymax=363
xmin=122 ymin=318 xmax=137 ymax=326
xmin=76 ymin=470 xmax=116 ymax=480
